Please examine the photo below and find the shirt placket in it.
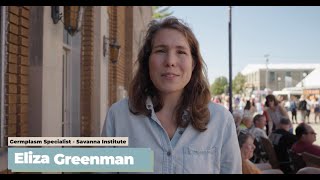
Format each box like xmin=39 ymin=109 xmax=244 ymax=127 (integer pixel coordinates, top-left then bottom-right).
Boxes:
xmin=145 ymin=97 xmax=188 ymax=174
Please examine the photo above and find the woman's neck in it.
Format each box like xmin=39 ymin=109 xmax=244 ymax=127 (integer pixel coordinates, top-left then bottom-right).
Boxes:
xmin=156 ymin=92 xmax=182 ymax=139
xmin=160 ymin=91 xmax=182 ymax=112
xmin=269 ymin=105 xmax=276 ymax=111
xmin=241 ymin=152 xmax=251 ymax=161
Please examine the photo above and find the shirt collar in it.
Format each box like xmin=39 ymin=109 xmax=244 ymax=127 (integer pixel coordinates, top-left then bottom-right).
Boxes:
xmin=146 ymin=96 xmax=153 ymax=110
xmin=145 ymin=96 xmax=190 ymax=123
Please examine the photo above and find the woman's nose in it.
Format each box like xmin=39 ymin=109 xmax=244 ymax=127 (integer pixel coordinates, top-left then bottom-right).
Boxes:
xmin=165 ymin=51 xmax=177 ymax=67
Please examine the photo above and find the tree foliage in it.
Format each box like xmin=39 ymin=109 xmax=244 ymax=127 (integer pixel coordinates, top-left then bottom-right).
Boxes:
xmin=211 ymin=76 xmax=228 ymax=95
xmin=232 ymin=72 xmax=246 ymax=94
xmin=152 ymin=6 xmax=173 ymax=19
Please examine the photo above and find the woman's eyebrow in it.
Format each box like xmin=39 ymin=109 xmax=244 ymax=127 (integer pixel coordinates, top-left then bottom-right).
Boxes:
xmin=153 ymin=44 xmax=188 ymax=49
xmin=176 ymin=45 xmax=188 ymax=50
xmin=153 ymin=44 xmax=167 ymax=49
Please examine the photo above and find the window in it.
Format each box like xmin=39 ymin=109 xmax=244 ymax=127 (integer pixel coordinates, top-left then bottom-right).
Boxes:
xmin=269 ymin=72 xmax=275 ymax=82
xmin=61 ymin=28 xmax=81 ymax=137
xmin=62 ymin=29 xmax=72 ymax=137
xmin=63 ymin=28 xmax=71 ymax=45
xmin=285 ymin=71 xmax=291 ymax=77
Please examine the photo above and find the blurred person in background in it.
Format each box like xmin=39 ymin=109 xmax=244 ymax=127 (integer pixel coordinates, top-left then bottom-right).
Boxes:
xmin=238 ymin=132 xmax=262 ymax=174
xmin=269 ymin=118 xmax=297 ymax=174
xmin=289 ymin=96 xmax=298 ymax=124
xmin=292 ymin=123 xmax=320 ymax=156
xmin=238 ymin=114 xmax=253 ymax=133
xmin=233 ymin=110 xmax=243 ymax=136
xmin=212 ymin=96 xmax=221 ymax=104
xmin=252 ymin=114 xmax=268 ymax=138
xmin=238 ymin=97 xmax=246 ymax=111
xmin=244 ymin=100 xmax=257 ymax=118
xmin=255 ymin=98 xmax=264 ymax=115
xmin=238 ymin=132 xmax=283 ymax=174
xmin=298 ymin=95 xmax=307 ymax=123
xmin=305 ymin=95 xmax=312 ymax=124
xmin=264 ymin=94 xmax=289 ymax=135
xmin=314 ymin=96 xmax=320 ymax=123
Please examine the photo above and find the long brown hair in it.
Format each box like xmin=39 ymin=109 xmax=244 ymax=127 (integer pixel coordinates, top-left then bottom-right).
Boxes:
xmin=128 ymin=17 xmax=211 ymax=132
xmin=265 ymin=94 xmax=279 ymax=107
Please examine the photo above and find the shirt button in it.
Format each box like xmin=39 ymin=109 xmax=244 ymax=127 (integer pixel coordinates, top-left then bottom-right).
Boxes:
xmin=179 ymin=131 xmax=183 ymax=135
xmin=167 ymin=151 xmax=171 ymax=156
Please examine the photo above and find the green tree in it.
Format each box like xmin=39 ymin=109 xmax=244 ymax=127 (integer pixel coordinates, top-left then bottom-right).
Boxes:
xmin=211 ymin=76 xmax=228 ymax=95
xmin=232 ymin=72 xmax=246 ymax=95
xmin=152 ymin=6 xmax=173 ymax=19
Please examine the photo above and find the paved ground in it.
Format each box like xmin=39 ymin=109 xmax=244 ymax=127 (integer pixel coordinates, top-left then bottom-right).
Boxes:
xmin=289 ymin=111 xmax=320 ymax=145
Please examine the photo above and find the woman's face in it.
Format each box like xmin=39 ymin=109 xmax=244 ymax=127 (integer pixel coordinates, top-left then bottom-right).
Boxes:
xmin=241 ymin=137 xmax=255 ymax=160
xmin=268 ymin=99 xmax=275 ymax=108
xmin=242 ymin=117 xmax=253 ymax=128
xmin=149 ymin=28 xmax=194 ymax=97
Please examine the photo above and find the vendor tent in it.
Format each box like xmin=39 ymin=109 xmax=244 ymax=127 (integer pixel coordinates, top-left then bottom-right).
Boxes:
xmin=296 ymin=68 xmax=320 ymax=89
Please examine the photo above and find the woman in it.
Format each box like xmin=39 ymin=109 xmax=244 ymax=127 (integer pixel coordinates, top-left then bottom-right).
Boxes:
xmin=244 ymin=99 xmax=256 ymax=118
xmin=238 ymin=115 xmax=253 ymax=133
xmin=102 ymin=17 xmax=241 ymax=174
xmin=265 ymin=94 xmax=289 ymax=135
xmin=239 ymin=132 xmax=284 ymax=174
xmin=250 ymin=98 xmax=257 ymax=115
xmin=238 ymin=132 xmax=262 ymax=174
xmin=243 ymin=100 xmax=252 ymax=117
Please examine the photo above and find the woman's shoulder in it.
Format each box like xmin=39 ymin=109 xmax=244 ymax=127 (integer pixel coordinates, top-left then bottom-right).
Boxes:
xmin=208 ymin=101 xmax=233 ymax=123
xmin=276 ymin=104 xmax=285 ymax=111
xmin=208 ymin=101 xmax=229 ymax=112
xmin=108 ymin=98 xmax=129 ymax=112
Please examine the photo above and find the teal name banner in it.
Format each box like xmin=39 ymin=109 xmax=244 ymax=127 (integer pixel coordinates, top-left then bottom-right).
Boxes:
xmin=8 ymin=148 xmax=154 ymax=172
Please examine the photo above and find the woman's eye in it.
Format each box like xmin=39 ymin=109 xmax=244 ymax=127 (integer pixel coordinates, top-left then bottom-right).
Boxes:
xmin=155 ymin=49 xmax=165 ymax=53
xmin=178 ymin=50 xmax=187 ymax=54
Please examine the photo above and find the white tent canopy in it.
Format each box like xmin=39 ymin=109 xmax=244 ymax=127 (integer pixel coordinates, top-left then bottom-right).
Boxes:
xmin=296 ymin=68 xmax=320 ymax=89
xmin=273 ymin=87 xmax=303 ymax=99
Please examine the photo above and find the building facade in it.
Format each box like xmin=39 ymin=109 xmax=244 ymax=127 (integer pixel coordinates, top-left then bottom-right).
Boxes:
xmin=0 ymin=6 xmax=152 ymax=173
xmin=241 ymin=64 xmax=320 ymax=94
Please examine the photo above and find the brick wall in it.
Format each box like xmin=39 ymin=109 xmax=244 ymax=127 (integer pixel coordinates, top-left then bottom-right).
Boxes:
xmin=108 ymin=6 xmax=132 ymax=106
xmin=107 ymin=6 xmax=152 ymax=107
xmin=125 ymin=7 xmax=133 ymax=91
xmin=116 ymin=7 xmax=126 ymax=91
xmin=80 ymin=7 xmax=94 ymax=137
xmin=5 ymin=6 xmax=29 ymax=143
xmin=108 ymin=6 xmax=117 ymax=106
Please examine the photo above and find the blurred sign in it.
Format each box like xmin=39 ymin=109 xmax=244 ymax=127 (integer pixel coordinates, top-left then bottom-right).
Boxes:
xmin=304 ymin=89 xmax=320 ymax=95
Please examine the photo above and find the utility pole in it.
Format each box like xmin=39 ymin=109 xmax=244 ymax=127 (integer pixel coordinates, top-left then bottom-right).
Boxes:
xmin=228 ymin=6 xmax=233 ymax=114
xmin=265 ymin=54 xmax=269 ymax=90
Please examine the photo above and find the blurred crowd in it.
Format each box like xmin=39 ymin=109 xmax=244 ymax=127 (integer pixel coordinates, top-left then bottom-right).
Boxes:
xmin=212 ymin=94 xmax=320 ymax=174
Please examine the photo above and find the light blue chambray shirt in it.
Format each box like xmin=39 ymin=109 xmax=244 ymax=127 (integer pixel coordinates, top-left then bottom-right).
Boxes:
xmin=102 ymin=97 xmax=242 ymax=174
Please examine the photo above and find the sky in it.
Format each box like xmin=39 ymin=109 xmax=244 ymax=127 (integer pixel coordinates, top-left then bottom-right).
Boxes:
xmin=170 ymin=6 xmax=320 ymax=85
